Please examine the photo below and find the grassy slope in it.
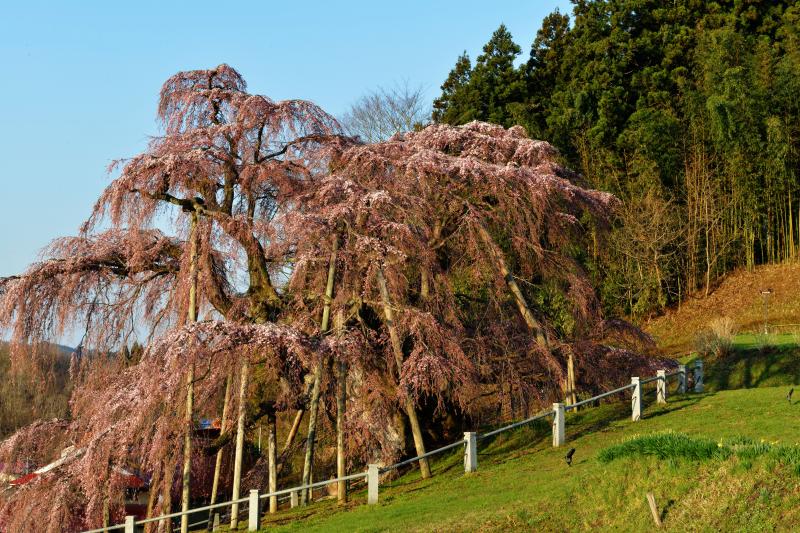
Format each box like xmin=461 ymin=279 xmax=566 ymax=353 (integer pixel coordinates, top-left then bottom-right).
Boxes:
xmin=255 ymin=384 xmax=800 ymax=532
xmin=245 ymin=266 xmax=800 ymax=532
xmin=645 ymin=263 xmax=800 ymax=354
xmin=703 ymin=333 xmax=800 ymax=392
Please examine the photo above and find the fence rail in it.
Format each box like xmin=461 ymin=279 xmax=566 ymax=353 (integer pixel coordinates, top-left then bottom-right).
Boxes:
xmin=85 ymin=360 xmax=703 ymax=532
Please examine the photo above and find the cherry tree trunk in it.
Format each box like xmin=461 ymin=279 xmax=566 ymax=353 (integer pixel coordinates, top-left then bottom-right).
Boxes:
xmin=283 ymin=408 xmax=305 ymax=453
xmin=143 ymin=467 xmax=161 ymax=533
xmin=420 ymin=220 xmax=442 ymax=300
xmin=159 ymin=457 xmax=175 ymax=533
xmin=207 ymin=373 xmax=232 ymax=530
xmin=376 ymin=268 xmax=431 ymax=479
xmin=334 ymin=309 xmax=347 ymax=504
xmin=301 ymin=234 xmax=338 ymax=504
xmin=475 ymin=223 xmax=548 ymax=347
xmin=230 ymin=360 xmax=249 ymax=529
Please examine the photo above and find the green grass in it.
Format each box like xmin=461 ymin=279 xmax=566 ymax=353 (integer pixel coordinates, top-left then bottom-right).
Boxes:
xmin=251 ymin=382 xmax=800 ymax=532
xmin=229 ymin=339 xmax=800 ymax=532
xmin=599 ymin=431 xmax=800 ymax=475
xmin=597 ymin=431 xmax=727 ymax=463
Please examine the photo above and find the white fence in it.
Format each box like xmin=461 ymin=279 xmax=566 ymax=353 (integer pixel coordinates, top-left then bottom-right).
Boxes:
xmin=85 ymin=360 xmax=703 ymax=532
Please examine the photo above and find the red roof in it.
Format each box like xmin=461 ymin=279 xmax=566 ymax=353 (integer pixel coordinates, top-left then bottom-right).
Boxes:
xmin=9 ymin=473 xmax=38 ymax=486
xmin=123 ymin=473 xmax=146 ymax=489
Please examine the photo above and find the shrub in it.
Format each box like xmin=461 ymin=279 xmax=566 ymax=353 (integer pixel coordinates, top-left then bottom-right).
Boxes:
xmin=694 ymin=317 xmax=736 ymax=358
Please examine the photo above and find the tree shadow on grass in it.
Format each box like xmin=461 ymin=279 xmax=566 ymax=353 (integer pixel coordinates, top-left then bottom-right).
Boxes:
xmin=566 ymin=393 xmax=705 ymax=441
xmin=473 ymin=392 xmax=705 ymax=465
xmin=706 ymin=344 xmax=800 ymax=392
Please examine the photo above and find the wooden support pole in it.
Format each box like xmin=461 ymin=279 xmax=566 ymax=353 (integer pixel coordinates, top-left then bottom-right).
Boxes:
xmin=335 ymin=309 xmax=348 ymax=504
xmin=208 ymin=373 xmax=232 ymax=530
xmin=301 ymin=234 xmax=339 ymax=503
xmin=566 ymin=353 xmax=577 ymax=406
xmin=268 ymin=412 xmax=278 ymax=513
xmin=230 ymin=360 xmax=249 ymax=529
xmin=181 ymin=211 xmax=199 ymax=533
xmin=180 ymin=367 xmax=194 ymax=533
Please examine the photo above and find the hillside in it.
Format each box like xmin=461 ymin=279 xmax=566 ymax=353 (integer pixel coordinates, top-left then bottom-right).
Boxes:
xmin=247 ymin=265 xmax=800 ymax=532
xmin=645 ymin=263 xmax=800 ymax=354
xmin=0 ymin=342 xmax=72 ymax=438
xmin=256 ymin=385 xmax=800 ymax=532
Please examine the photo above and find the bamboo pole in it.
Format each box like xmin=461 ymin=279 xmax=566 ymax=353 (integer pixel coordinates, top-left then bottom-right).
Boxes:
xmin=301 ymin=234 xmax=339 ymax=504
xmin=230 ymin=360 xmax=249 ymax=529
xmin=376 ymin=268 xmax=431 ymax=479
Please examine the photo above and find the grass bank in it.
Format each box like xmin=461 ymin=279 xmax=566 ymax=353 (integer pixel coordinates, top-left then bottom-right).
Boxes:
xmin=252 ymin=384 xmax=800 ymax=532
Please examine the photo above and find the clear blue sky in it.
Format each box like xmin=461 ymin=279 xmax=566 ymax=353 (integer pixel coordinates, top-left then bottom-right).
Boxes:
xmin=0 ymin=0 xmax=570 ymax=277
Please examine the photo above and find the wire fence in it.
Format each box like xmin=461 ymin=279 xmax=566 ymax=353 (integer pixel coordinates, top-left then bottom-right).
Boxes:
xmin=84 ymin=360 xmax=702 ymax=533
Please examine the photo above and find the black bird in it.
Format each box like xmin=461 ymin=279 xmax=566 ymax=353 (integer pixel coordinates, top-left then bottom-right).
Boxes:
xmin=565 ymin=448 xmax=576 ymax=466
xmin=788 ymin=388 xmax=794 ymax=404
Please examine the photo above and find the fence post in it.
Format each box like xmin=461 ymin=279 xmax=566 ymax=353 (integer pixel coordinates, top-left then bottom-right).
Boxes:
xmin=656 ymin=370 xmax=667 ymax=404
xmin=290 ymin=490 xmax=299 ymax=508
xmin=464 ymin=432 xmax=478 ymax=473
xmin=367 ymin=464 xmax=379 ymax=505
xmin=677 ymin=364 xmax=686 ymax=394
xmin=552 ymin=403 xmax=565 ymax=447
xmin=694 ymin=359 xmax=704 ymax=393
xmin=631 ymin=377 xmax=641 ymax=421
xmin=248 ymin=489 xmax=260 ymax=531
xmin=124 ymin=516 xmax=135 ymax=533
xmin=212 ymin=513 xmax=220 ymax=532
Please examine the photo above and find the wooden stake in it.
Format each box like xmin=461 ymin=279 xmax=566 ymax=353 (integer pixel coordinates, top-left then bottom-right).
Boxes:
xmin=646 ymin=492 xmax=662 ymax=528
